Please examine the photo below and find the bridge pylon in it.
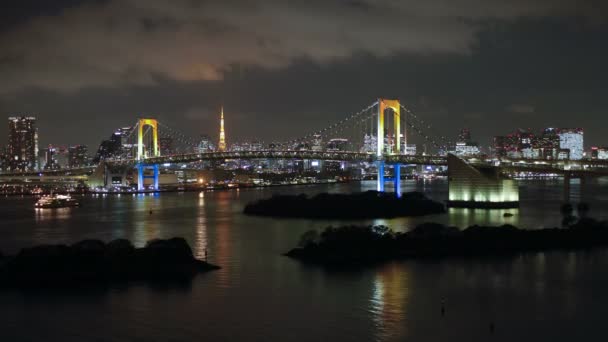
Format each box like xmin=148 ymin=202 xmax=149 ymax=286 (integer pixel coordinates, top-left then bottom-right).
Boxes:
xmin=377 ymin=99 xmax=402 ymax=196
xmin=137 ymin=118 xmax=160 ymax=191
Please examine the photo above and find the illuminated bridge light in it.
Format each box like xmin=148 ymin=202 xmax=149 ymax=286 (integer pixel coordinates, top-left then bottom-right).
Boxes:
xmin=447 ymin=154 xmax=519 ymax=209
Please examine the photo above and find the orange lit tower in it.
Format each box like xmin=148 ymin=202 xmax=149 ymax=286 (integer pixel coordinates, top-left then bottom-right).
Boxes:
xmin=218 ymin=106 xmax=226 ymax=152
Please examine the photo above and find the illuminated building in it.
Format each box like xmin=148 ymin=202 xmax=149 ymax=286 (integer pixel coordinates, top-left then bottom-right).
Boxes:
xmin=198 ymin=135 xmax=215 ymax=152
xmin=311 ymin=134 xmax=323 ymax=151
xmin=218 ymin=106 xmax=226 ymax=152
xmin=8 ymin=116 xmax=39 ymax=171
xmin=327 ymin=138 xmax=349 ymax=151
xmin=536 ymin=128 xmax=560 ymax=159
xmin=455 ymin=142 xmax=480 ymax=157
xmin=455 ymin=128 xmax=479 ymax=157
xmin=447 ymin=154 xmax=519 ymax=208
xmin=494 ymin=127 xmax=582 ymax=160
xmin=360 ymin=134 xmax=376 ymax=153
xmin=558 ymin=128 xmax=583 ymax=160
xmin=44 ymin=145 xmax=69 ymax=169
xmin=591 ymin=147 xmax=608 ymax=160
xmin=68 ymin=145 xmax=88 ymax=168
xmin=93 ymin=126 xmax=134 ymax=162
xmin=404 ymin=143 xmax=417 ymax=156
xmin=230 ymin=141 xmax=263 ymax=152
xmin=44 ymin=145 xmax=59 ymax=170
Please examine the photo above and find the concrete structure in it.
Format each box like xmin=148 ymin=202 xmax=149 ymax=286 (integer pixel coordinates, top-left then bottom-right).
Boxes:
xmin=447 ymin=154 xmax=519 ymax=208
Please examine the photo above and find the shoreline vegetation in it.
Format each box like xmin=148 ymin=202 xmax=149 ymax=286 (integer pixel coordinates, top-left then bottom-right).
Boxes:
xmin=244 ymin=191 xmax=446 ymax=219
xmin=285 ymin=213 xmax=608 ymax=265
xmin=0 ymin=238 xmax=219 ymax=289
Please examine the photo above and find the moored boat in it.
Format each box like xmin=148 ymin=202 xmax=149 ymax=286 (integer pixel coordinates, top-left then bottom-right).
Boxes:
xmin=35 ymin=194 xmax=80 ymax=209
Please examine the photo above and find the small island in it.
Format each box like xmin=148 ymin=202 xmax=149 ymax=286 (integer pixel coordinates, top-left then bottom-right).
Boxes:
xmin=0 ymin=237 xmax=219 ymax=289
xmin=244 ymin=191 xmax=445 ymax=219
xmin=285 ymin=218 xmax=608 ymax=265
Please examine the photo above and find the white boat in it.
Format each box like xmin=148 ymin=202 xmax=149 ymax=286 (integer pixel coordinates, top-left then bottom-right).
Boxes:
xmin=35 ymin=194 xmax=80 ymax=209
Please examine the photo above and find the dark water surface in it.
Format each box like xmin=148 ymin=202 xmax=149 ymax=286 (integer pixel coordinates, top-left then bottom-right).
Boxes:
xmin=2 ymin=179 xmax=608 ymax=341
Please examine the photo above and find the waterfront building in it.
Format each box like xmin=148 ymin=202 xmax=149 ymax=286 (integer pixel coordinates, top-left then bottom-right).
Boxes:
xmin=558 ymin=128 xmax=584 ymax=160
xmin=591 ymin=147 xmax=608 ymax=160
xmin=68 ymin=145 xmax=89 ymax=168
xmin=43 ymin=145 xmax=59 ymax=170
xmin=8 ymin=116 xmax=39 ymax=171
xmin=93 ymin=127 xmax=134 ymax=162
xmin=536 ymin=128 xmax=560 ymax=159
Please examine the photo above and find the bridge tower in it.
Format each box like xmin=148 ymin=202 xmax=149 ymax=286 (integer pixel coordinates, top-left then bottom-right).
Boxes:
xmin=137 ymin=118 xmax=160 ymax=191
xmin=376 ymin=99 xmax=402 ymax=196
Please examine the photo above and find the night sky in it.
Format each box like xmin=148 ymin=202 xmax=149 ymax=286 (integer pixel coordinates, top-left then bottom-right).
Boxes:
xmin=0 ymin=0 xmax=607 ymax=149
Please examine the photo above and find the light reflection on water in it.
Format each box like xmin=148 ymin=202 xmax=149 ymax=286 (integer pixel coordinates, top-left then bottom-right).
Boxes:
xmin=194 ymin=192 xmax=208 ymax=260
xmin=370 ymin=263 xmax=410 ymax=341
xmin=34 ymin=207 xmax=73 ymax=222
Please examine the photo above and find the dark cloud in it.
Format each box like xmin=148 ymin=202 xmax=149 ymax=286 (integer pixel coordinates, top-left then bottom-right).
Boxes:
xmin=1 ymin=0 xmax=605 ymax=92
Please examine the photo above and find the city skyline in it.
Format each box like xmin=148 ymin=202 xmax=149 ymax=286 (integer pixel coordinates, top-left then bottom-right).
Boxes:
xmin=1 ymin=1 xmax=607 ymax=149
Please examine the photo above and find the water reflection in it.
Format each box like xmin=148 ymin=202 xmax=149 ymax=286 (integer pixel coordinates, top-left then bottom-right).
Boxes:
xmin=448 ymin=208 xmax=520 ymax=228
xmin=132 ymin=195 xmax=161 ymax=247
xmin=194 ymin=192 xmax=208 ymax=260
xmin=34 ymin=207 xmax=73 ymax=222
xmin=213 ymin=191 xmax=234 ymax=288
xmin=370 ymin=263 xmax=410 ymax=341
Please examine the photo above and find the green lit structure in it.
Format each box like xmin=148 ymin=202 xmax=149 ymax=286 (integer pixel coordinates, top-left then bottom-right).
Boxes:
xmin=447 ymin=154 xmax=519 ymax=208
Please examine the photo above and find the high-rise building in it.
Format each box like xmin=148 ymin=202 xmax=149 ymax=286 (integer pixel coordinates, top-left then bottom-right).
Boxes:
xmin=8 ymin=116 xmax=39 ymax=171
xmin=198 ymin=135 xmax=215 ymax=153
xmin=93 ymin=127 xmax=134 ymax=163
xmin=536 ymin=128 xmax=560 ymax=159
xmin=591 ymin=147 xmax=608 ymax=160
xmin=44 ymin=145 xmax=60 ymax=170
xmin=68 ymin=145 xmax=88 ymax=168
xmin=218 ymin=107 xmax=226 ymax=152
xmin=558 ymin=128 xmax=584 ymax=160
